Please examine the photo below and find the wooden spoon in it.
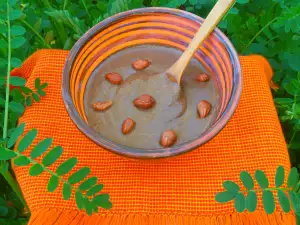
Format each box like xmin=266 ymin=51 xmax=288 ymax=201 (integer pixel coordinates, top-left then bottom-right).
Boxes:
xmin=166 ymin=0 xmax=235 ymax=84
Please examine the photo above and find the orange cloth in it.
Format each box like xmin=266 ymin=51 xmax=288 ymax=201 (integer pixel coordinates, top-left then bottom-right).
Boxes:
xmin=11 ymin=49 xmax=295 ymax=224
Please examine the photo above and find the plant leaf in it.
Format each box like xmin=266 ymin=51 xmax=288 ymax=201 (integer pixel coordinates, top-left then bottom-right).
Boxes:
xmin=62 ymin=183 xmax=72 ymax=200
xmin=93 ymin=194 xmax=110 ymax=207
xmin=20 ymin=86 xmax=32 ymax=95
xmin=246 ymin=190 xmax=257 ymax=212
xmin=40 ymin=83 xmax=48 ymax=89
xmin=278 ymin=190 xmax=291 ymax=213
xmin=215 ymin=191 xmax=235 ymax=203
xmin=79 ymin=177 xmax=98 ymax=191
xmin=0 ymin=148 xmax=17 ymax=160
xmin=34 ymin=78 xmax=40 ymax=89
xmin=223 ymin=181 xmax=240 ymax=194
xmin=275 ymin=166 xmax=285 ymax=188
xmin=0 ymin=206 xmax=8 ymax=217
xmin=255 ymin=170 xmax=269 ymax=189
xmin=11 ymin=57 xmax=22 ymax=68
xmin=84 ymin=198 xmax=93 ymax=216
xmin=262 ymin=190 xmax=275 ymax=214
xmin=7 ymin=123 xmax=25 ymax=148
xmin=10 ymin=76 xmax=26 ymax=86
xmin=75 ymin=191 xmax=84 ymax=210
xmin=4 ymin=206 xmax=17 ymax=219
xmin=240 ymin=171 xmax=254 ymax=190
xmin=37 ymin=89 xmax=46 ymax=96
xmin=42 ymin=146 xmax=63 ymax=166
xmin=32 ymin=93 xmax=40 ymax=102
xmin=29 ymin=164 xmax=44 ymax=176
xmin=11 ymin=37 xmax=26 ymax=49
xmin=30 ymin=138 xmax=52 ymax=159
xmin=0 ymin=162 xmax=9 ymax=173
xmin=25 ymin=96 xmax=32 ymax=106
xmin=11 ymin=25 xmax=26 ymax=36
xmin=234 ymin=192 xmax=245 ymax=213
xmin=68 ymin=167 xmax=90 ymax=184
xmin=9 ymin=10 xmax=22 ymax=20
xmin=48 ymin=175 xmax=59 ymax=192
xmin=9 ymin=101 xmax=24 ymax=114
xmin=86 ymin=184 xmax=104 ymax=197
xmin=0 ymin=24 xmax=7 ymax=33
xmin=56 ymin=157 xmax=77 ymax=176
xmin=289 ymin=191 xmax=300 ymax=214
xmin=17 ymin=129 xmax=38 ymax=153
xmin=14 ymin=156 xmax=30 ymax=166
xmin=287 ymin=167 xmax=299 ymax=189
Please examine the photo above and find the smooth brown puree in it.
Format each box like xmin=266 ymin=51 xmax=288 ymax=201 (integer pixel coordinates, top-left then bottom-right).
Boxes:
xmin=84 ymin=45 xmax=219 ymax=149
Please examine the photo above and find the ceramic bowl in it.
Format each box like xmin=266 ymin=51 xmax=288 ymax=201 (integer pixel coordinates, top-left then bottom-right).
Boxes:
xmin=62 ymin=7 xmax=242 ymax=159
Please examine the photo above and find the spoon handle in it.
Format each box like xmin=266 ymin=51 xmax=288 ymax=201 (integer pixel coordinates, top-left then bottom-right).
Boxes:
xmin=167 ymin=0 xmax=235 ymax=83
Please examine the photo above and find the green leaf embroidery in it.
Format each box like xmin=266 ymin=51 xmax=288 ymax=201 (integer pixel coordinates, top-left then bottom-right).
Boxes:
xmin=86 ymin=184 xmax=104 ymax=197
xmin=10 ymin=25 xmax=26 ymax=36
xmin=34 ymin=78 xmax=41 ymax=89
xmin=7 ymin=123 xmax=25 ymax=148
xmin=223 ymin=181 xmax=240 ymax=194
xmin=14 ymin=156 xmax=30 ymax=166
xmin=10 ymin=76 xmax=26 ymax=86
xmin=84 ymin=198 xmax=93 ymax=216
xmin=42 ymin=146 xmax=63 ymax=166
xmin=29 ymin=164 xmax=44 ymax=176
xmin=56 ymin=157 xmax=77 ymax=176
xmin=234 ymin=192 xmax=245 ymax=213
xmin=255 ymin=170 xmax=269 ymax=189
xmin=47 ymin=175 xmax=59 ymax=192
xmin=275 ymin=166 xmax=285 ymax=188
xmin=277 ymin=190 xmax=291 ymax=213
xmin=287 ymin=167 xmax=299 ymax=188
xmin=11 ymin=37 xmax=26 ymax=49
xmin=79 ymin=177 xmax=98 ymax=191
xmin=245 ymin=190 xmax=257 ymax=212
xmin=9 ymin=101 xmax=24 ymax=114
xmin=215 ymin=191 xmax=235 ymax=203
xmin=5 ymin=206 xmax=17 ymax=219
xmin=62 ymin=183 xmax=72 ymax=200
xmin=17 ymin=129 xmax=38 ymax=153
xmin=40 ymin=83 xmax=48 ymax=89
xmin=262 ymin=190 xmax=275 ymax=214
xmin=240 ymin=171 xmax=254 ymax=190
xmin=0 ymin=24 xmax=7 ymax=33
xmin=75 ymin=191 xmax=84 ymax=210
xmin=68 ymin=167 xmax=90 ymax=184
xmin=30 ymin=138 xmax=53 ymax=159
xmin=0 ymin=148 xmax=17 ymax=160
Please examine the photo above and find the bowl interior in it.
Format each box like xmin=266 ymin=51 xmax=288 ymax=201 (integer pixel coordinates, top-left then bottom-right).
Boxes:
xmin=62 ymin=7 xmax=242 ymax=158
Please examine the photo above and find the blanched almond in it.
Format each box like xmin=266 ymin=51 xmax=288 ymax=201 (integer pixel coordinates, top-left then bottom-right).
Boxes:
xmin=197 ymin=100 xmax=211 ymax=118
xmin=92 ymin=100 xmax=113 ymax=111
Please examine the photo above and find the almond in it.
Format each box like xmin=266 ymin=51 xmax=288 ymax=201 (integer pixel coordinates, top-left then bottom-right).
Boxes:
xmin=133 ymin=94 xmax=156 ymax=110
xmin=132 ymin=59 xmax=151 ymax=70
xmin=122 ymin=118 xmax=136 ymax=135
xmin=195 ymin=73 xmax=210 ymax=82
xmin=105 ymin=72 xmax=123 ymax=85
xmin=160 ymin=130 xmax=177 ymax=147
xmin=197 ymin=100 xmax=211 ymax=118
xmin=92 ymin=100 xmax=113 ymax=111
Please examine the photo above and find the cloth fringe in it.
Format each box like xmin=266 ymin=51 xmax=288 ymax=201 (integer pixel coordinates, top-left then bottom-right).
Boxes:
xmin=28 ymin=209 xmax=296 ymax=225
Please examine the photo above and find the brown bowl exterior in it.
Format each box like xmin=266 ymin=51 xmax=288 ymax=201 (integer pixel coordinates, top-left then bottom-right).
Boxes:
xmin=62 ymin=7 xmax=242 ymax=159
